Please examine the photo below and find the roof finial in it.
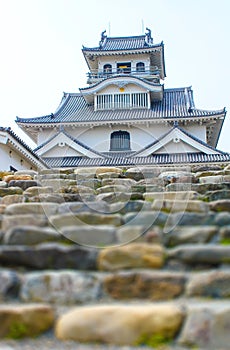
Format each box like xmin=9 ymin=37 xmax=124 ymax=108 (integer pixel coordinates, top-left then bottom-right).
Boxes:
xmin=99 ymin=30 xmax=107 ymax=48
xmin=145 ymin=27 xmax=153 ymax=44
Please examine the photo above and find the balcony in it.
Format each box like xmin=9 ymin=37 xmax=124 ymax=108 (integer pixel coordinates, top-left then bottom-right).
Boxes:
xmin=86 ymin=66 xmax=160 ymax=84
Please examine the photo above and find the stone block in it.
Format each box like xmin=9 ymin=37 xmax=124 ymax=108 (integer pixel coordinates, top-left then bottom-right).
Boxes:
xmin=144 ymin=191 xmax=198 ymax=201
xmin=151 ymin=199 xmax=209 ymax=213
xmin=5 ymin=203 xmax=59 ymax=216
xmin=1 ymin=195 xmax=25 ymax=206
xmin=0 ymin=304 xmax=54 ymax=338
xmin=3 ymin=226 xmax=61 ymax=245
xmin=3 ymin=175 xmax=32 ymax=183
xmin=8 ymin=180 xmax=40 ymax=190
xmin=0 ymin=243 xmax=98 ymax=269
xmin=98 ymin=243 xmax=164 ymax=270
xmin=50 ymin=212 xmax=122 ymax=229
xmin=0 ymin=187 xmax=23 ymax=197
xmin=178 ymin=301 xmax=230 ymax=348
xmin=167 ymin=245 xmax=230 ymax=266
xmin=103 ymin=270 xmax=186 ymax=300
xmin=0 ymin=270 xmax=21 ymax=301
xmin=55 ymin=303 xmax=184 ymax=345
xmin=2 ymin=214 xmax=48 ymax=231
xmin=209 ymin=199 xmax=230 ymax=212
xmin=186 ymin=270 xmax=230 ymax=298
xmin=21 ymin=271 xmax=102 ymax=304
xmin=164 ymin=226 xmax=218 ymax=247
xmin=61 ymin=225 xmax=117 ymax=247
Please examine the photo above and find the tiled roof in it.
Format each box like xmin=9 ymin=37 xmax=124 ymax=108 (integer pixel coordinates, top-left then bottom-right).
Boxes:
xmin=43 ymin=152 xmax=230 ymax=168
xmin=82 ymin=35 xmax=160 ymax=52
xmin=16 ymin=87 xmax=225 ymax=125
xmin=0 ymin=126 xmax=47 ymax=166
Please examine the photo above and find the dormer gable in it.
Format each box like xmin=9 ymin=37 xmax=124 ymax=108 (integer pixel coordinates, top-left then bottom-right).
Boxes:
xmin=79 ymin=75 xmax=163 ymax=110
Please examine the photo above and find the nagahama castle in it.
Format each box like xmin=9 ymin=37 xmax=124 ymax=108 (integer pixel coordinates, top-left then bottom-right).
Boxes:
xmin=3 ymin=28 xmax=230 ymax=170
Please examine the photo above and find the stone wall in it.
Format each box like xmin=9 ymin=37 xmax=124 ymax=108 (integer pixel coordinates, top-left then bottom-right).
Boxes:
xmin=0 ymin=164 xmax=230 ymax=349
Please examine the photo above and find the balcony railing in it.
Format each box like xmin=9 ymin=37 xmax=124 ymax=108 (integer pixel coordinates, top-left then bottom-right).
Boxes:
xmin=86 ymin=66 xmax=160 ymax=83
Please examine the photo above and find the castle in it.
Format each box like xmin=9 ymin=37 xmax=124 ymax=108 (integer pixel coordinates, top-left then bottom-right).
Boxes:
xmin=2 ymin=28 xmax=230 ymax=171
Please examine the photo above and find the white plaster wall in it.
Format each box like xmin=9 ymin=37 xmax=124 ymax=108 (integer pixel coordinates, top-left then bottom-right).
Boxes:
xmin=184 ymin=125 xmax=206 ymax=142
xmin=66 ymin=124 xmax=171 ymax=152
xmin=0 ymin=144 xmax=36 ymax=171
xmin=155 ymin=140 xmax=199 ymax=154
xmin=36 ymin=123 xmax=207 ymax=155
xmin=41 ymin=145 xmax=83 ymax=157
xmin=37 ymin=128 xmax=57 ymax=145
xmin=98 ymin=53 xmax=150 ymax=72
xmin=98 ymin=83 xmax=146 ymax=94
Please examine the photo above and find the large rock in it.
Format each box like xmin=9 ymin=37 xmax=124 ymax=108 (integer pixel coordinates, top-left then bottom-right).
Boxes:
xmin=123 ymin=211 xmax=168 ymax=227
xmin=0 ymin=187 xmax=23 ymax=197
xmin=0 ymin=270 xmax=21 ymax=300
xmin=55 ymin=303 xmax=184 ymax=345
xmin=1 ymin=195 xmax=24 ymax=205
xmin=125 ymin=166 xmax=161 ymax=181
xmin=151 ymin=199 xmax=209 ymax=213
xmin=21 ymin=271 xmax=102 ymax=304
xmin=2 ymin=214 xmax=48 ymax=231
xmin=50 ymin=212 xmax=122 ymax=229
xmin=178 ymin=301 xmax=230 ymax=348
xmin=103 ymin=270 xmax=186 ymax=300
xmin=3 ymin=175 xmax=32 ymax=183
xmin=96 ymin=184 xmax=128 ymax=194
xmin=61 ymin=225 xmax=117 ymax=247
xmin=186 ymin=270 xmax=230 ymax=298
xmin=0 ymin=205 xmax=6 ymax=214
xmin=209 ymin=199 xmax=230 ymax=212
xmin=144 ymin=191 xmax=198 ymax=201
xmin=199 ymin=175 xmax=224 ymax=184
xmin=38 ymin=179 xmax=76 ymax=192
xmin=167 ymin=245 xmax=230 ymax=266
xmin=164 ymin=226 xmax=218 ymax=247
xmin=0 ymin=304 xmax=54 ymax=338
xmin=98 ymin=243 xmax=164 ymax=270
xmin=166 ymin=212 xmax=215 ymax=227
xmin=110 ymin=200 xmax=151 ymax=215
xmin=95 ymin=167 xmax=122 ymax=177
xmin=96 ymin=192 xmax=131 ymax=203
xmin=3 ymin=226 xmax=61 ymax=245
xmin=203 ymin=189 xmax=230 ymax=201
xmin=8 ymin=180 xmax=40 ymax=190
xmin=158 ymin=171 xmax=194 ymax=184
xmin=102 ymin=178 xmax=136 ymax=187
xmin=167 ymin=182 xmax=230 ymax=194
xmin=116 ymin=225 xmax=147 ymax=244
xmin=23 ymin=186 xmax=53 ymax=197
xmin=0 ymin=243 xmax=98 ymax=270
xmin=58 ymin=201 xmax=110 ymax=214
xmin=219 ymin=225 xmax=230 ymax=241
xmin=4 ymin=203 xmax=59 ymax=216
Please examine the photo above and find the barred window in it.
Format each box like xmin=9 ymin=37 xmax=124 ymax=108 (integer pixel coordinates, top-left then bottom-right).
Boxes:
xmin=103 ymin=64 xmax=112 ymax=74
xmin=110 ymin=131 xmax=130 ymax=151
xmin=136 ymin=62 xmax=145 ymax=72
xmin=96 ymin=93 xmax=148 ymax=110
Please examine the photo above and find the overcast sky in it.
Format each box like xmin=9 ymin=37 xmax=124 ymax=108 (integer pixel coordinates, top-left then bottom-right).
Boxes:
xmin=0 ymin=0 xmax=229 ymax=151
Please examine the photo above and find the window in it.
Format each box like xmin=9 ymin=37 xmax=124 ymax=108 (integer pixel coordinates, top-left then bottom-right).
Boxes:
xmin=96 ymin=93 xmax=148 ymax=110
xmin=110 ymin=131 xmax=130 ymax=151
xmin=117 ymin=62 xmax=131 ymax=74
xmin=97 ymin=94 xmax=113 ymax=109
xmin=103 ymin=64 xmax=112 ymax=75
xmin=136 ymin=62 xmax=145 ymax=72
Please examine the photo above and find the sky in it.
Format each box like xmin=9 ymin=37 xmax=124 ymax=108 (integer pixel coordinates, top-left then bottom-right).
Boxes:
xmin=0 ymin=0 xmax=229 ymax=152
